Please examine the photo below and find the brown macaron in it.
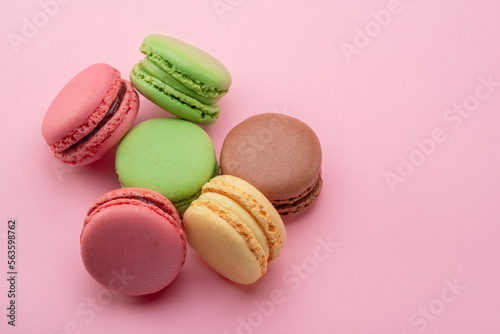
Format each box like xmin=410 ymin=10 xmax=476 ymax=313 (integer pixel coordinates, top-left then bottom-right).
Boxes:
xmin=220 ymin=113 xmax=322 ymax=216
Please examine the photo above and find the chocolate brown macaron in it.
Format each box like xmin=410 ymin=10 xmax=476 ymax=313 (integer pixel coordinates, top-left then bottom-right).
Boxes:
xmin=220 ymin=113 xmax=322 ymax=216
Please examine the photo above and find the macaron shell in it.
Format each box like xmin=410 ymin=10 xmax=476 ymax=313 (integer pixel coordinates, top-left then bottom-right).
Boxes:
xmin=202 ymin=175 xmax=286 ymax=261
xmin=81 ymin=200 xmax=186 ymax=295
xmin=141 ymin=34 xmax=232 ymax=96
xmin=56 ymin=80 xmax=139 ymax=165
xmin=220 ymin=113 xmax=322 ymax=203
xmin=42 ymin=63 xmax=119 ymax=148
xmin=183 ymin=202 xmax=265 ymax=284
xmin=115 ymin=118 xmax=218 ymax=210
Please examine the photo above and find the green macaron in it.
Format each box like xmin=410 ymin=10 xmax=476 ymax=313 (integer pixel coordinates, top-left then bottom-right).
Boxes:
xmin=130 ymin=34 xmax=232 ymax=124
xmin=115 ymin=118 xmax=220 ymax=215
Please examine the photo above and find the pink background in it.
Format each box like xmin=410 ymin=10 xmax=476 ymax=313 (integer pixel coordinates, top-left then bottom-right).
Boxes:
xmin=1 ymin=0 xmax=500 ymax=333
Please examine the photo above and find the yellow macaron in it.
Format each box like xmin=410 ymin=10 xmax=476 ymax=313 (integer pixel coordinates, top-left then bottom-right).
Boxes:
xmin=183 ymin=175 xmax=286 ymax=284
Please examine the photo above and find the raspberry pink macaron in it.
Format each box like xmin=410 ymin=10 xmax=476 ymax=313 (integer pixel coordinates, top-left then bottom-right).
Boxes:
xmin=80 ymin=188 xmax=187 ymax=296
xmin=42 ymin=63 xmax=139 ymax=166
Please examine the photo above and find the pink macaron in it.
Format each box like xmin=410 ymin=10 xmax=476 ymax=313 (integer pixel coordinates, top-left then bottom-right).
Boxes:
xmin=80 ymin=188 xmax=187 ymax=296
xmin=42 ymin=63 xmax=139 ymax=166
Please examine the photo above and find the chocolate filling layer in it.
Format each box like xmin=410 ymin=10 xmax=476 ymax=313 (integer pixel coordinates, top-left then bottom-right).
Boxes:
xmin=66 ymin=82 xmax=127 ymax=151
xmin=274 ymin=174 xmax=323 ymax=216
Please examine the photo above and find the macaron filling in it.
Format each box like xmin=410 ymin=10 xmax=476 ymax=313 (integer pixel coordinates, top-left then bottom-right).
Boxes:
xmin=66 ymin=82 xmax=127 ymax=151
xmin=140 ymin=58 xmax=217 ymax=105
xmin=202 ymin=178 xmax=283 ymax=262
xmin=272 ymin=172 xmax=323 ymax=203
xmin=274 ymin=174 xmax=323 ymax=215
xmin=193 ymin=198 xmax=268 ymax=275
xmin=198 ymin=192 xmax=270 ymax=260
xmin=54 ymin=79 xmax=139 ymax=165
xmin=131 ymin=63 xmax=220 ymax=117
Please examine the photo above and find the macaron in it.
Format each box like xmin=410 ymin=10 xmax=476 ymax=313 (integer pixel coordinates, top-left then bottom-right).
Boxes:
xmin=220 ymin=113 xmax=323 ymax=216
xmin=183 ymin=175 xmax=286 ymax=284
xmin=115 ymin=117 xmax=220 ymax=215
xmin=80 ymin=188 xmax=186 ymax=296
xmin=130 ymin=34 xmax=231 ymax=124
xmin=42 ymin=63 xmax=139 ymax=166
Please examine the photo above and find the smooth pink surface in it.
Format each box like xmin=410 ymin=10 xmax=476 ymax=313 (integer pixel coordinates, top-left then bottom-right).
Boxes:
xmin=42 ymin=63 xmax=117 ymax=145
xmin=81 ymin=201 xmax=185 ymax=296
xmin=1 ymin=1 xmax=500 ymax=333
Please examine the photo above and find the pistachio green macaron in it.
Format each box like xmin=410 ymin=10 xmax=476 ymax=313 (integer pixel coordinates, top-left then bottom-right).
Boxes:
xmin=115 ymin=118 xmax=220 ymax=215
xmin=130 ymin=34 xmax=232 ymax=124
